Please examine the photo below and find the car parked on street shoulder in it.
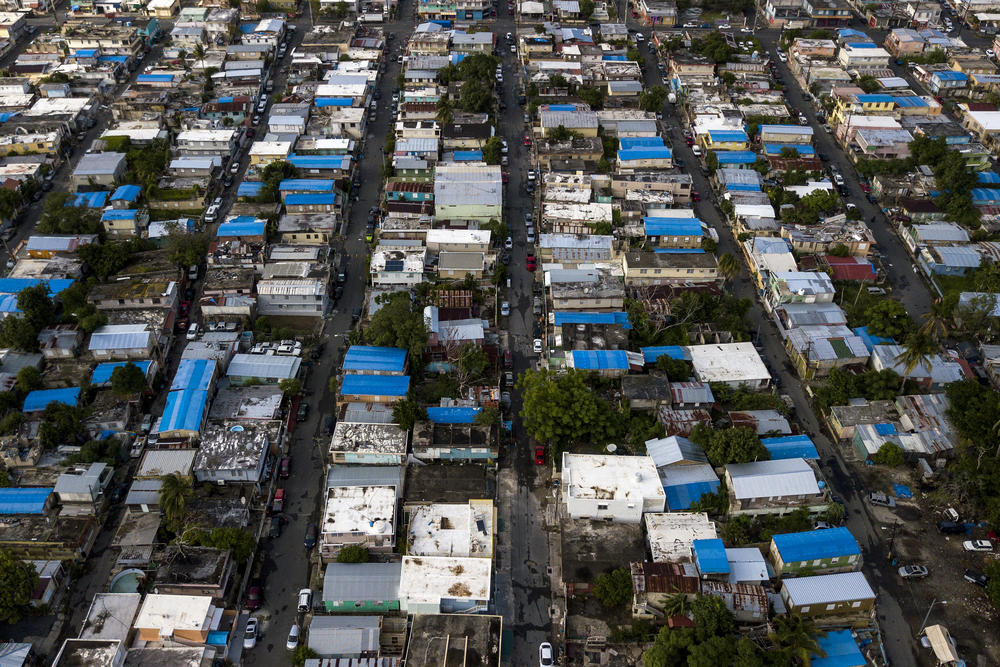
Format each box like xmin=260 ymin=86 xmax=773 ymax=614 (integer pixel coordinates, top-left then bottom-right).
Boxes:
xmin=304 ymin=523 xmax=317 ymax=549
xmin=964 ymin=569 xmax=988 ymax=587
xmin=868 ymin=491 xmax=896 ymax=507
xmin=297 ymin=588 xmax=312 ymax=613
xmin=533 ymin=338 xmax=543 ymax=354
xmin=535 ymin=446 xmax=546 ymax=465
xmin=898 ymin=565 xmax=929 ymax=579
xmin=539 ymin=642 xmax=554 ymax=666
xmin=243 ymin=617 xmax=258 ymax=649
xmin=963 ymin=539 xmax=993 ymax=552
xmin=285 ymin=624 xmax=299 ymax=650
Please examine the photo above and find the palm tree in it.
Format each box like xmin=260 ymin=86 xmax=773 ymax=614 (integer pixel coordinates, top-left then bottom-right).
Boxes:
xmin=436 ymin=98 xmax=453 ymax=126
xmin=920 ymin=299 xmax=951 ymax=342
xmin=192 ymin=44 xmax=206 ymax=69
xmin=662 ymin=592 xmax=690 ymax=619
xmin=159 ymin=472 xmax=193 ymax=531
xmin=717 ymin=252 xmax=740 ymax=284
xmin=768 ymin=613 xmax=826 ymax=666
xmin=894 ymin=331 xmax=936 ymax=390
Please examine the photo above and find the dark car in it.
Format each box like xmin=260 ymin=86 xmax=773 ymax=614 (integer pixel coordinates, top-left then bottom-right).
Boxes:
xmin=268 ymin=516 xmax=282 ymax=538
xmin=297 ymin=403 xmax=309 ymax=421
xmin=352 ymin=307 xmax=361 ymax=322
xmin=333 ymin=285 xmax=344 ymax=302
xmin=324 ymin=415 xmax=336 ymax=435
xmin=937 ymin=521 xmax=965 ymax=534
xmin=304 ymin=523 xmax=317 ymax=549
xmin=110 ymin=483 xmax=128 ymax=503
xmin=501 ymin=253 xmax=511 ymax=265
xmin=311 ymin=342 xmax=325 ymax=359
xmin=279 ymin=456 xmax=290 ymax=479
xmin=246 ymin=585 xmax=262 ymax=610
xmin=964 ymin=569 xmax=988 ymax=587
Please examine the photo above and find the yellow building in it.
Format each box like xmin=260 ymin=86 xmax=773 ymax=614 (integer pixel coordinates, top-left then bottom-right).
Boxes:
xmin=248 ymin=140 xmax=293 ymax=169
xmin=0 ymin=131 xmax=60 ymax=156
xmin=622 ymin=251 xmax=718 ymax=286
xmin=702 ymin=128 xmax=749 ymax=151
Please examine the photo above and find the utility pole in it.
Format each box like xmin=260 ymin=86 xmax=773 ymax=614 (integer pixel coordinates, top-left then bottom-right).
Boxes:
xmin=918 ymin=598 xmax=946 ymax=635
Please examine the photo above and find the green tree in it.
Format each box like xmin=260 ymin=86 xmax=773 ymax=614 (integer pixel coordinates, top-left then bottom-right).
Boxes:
xmin=38 ymin=192 xmax=102 ymax=235
xmin=159 ymin=472 xmax=193 ymax=532
xmin=15 ymin=366 xmax=41 ymax=393
xmin=392 ymin=398 xmax=427 ymax=431
xmin=78 ymin=239 xmax=148 ymax=280
xmin=164 ymin=223 xmax=210 ymax=268
xmin=365 ymin=291 xmax=427 ymax=357
xmin=893 ymin=331 xmax=936 ymax=389
xmin=856 ymin=75 xmax=880 ymax=93
xmin=278 ymin=378 xmax=302 ymax=396
xmin=985 ymin=560 xmax=1000 ymax=611
xmin=662 ymin=592 xmax=691 ymax=618
xmin=64 ymin=438 xmax=122 ymax=466
xmin=453 ymin=342 xmax=489 ymax=391
xmin=592 ymin=567 xmax=632 ymax=607
xmin=828 ymin=243 xmax=850 ymax=257
xmin=691 ymin=424 xmax=768 ymax=466
xmin=482 ymin=136 xmax=503 ymax=165
xmin=38 ymin=403 xmax=86 ymax=448
xmin=435 ymin=98 xmax=454 ymax=126
xmin=690 ymin=594 xmax=736 ymax=640
xmin=111 ymin=362 xmax=147 ymax=397
xmin=576 ymin=85 xmax=605 ymax=110
xmin=458 ymin=78 xmax=492 ymax=113
xmin=639 ymin=86 xmax=668 ymax=112
xmin=336 ymin=545 xmax=370 ymax=563
xmin=474 ymin=406 xmax=501 ymax=426
xmin=16 ymin=283 xmax=55 ymax=332
xmin=768 ymin=613 xmax=826 ymax=665
xmin=717 ymin=253 xmax=740 ymax=284
xmin=872 ymin=441 xmax=905 ymax=467
xmin=292 ymin=646 xmax=319 ymax=667
xmin=920 ymin=299 xmax=952 ymax=342
xmin=579 ymin=0 xmax=594 ymax=18
xmin=655 ymin=355 xmax=691 ymax=381
xmin=0 ymin=552 xmax=37 ymax=624
xmin=954 ymin=292 xmax=998 ymax=341
xmin=864 ymin=300 xmax=911 ymax=339
xmin=517 ymin=369 xmax=620 ymax=448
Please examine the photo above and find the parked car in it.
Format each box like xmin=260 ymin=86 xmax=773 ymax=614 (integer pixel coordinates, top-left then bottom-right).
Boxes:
xmin=963 ymin=539 xmax=993 ymax=552
xmin=186 ymin=322 xmax=200 ymax=341
xmin=286 ymin=624 xmax=299 ymax=650
xmin=304 ymin=523 xmax=317 ymax=549
xmin=243 ymin=617 xmax=258 ymax=649
xmin=297 ymin=588 xmax=312 ymax=613
xmin=324 ymin=415 xmax=336 ymax=435
xmin=534 ymin=446 xmax=546 ymax=465
xmin=271 ymin=488 xmax=284 ymax=513
xmin=279 ymin=456 xmax=290 ymax=479
xmin=868 ymin=491 xmax=896 ymax=507
xmin=246 ymin=585 xmax=261 ymax=610
xmin=268 ymin=516 xmax=282 ymax=538
xmin=533 ymin=338 xmax=543 ymax=354
xmin=539 ymin=642 xmax=554 ymax=666
xmin=500 ymin=301 xmax=510 ymax=316
xmin=937 ymin=521 xmax=965 ymax=534
xmin=964 ymin=569 xmax=988 ymax=587
xmin=297 ymin=403 xmax=309 ymax=421
xmin=898 ymin=565 xmax=929 ymax=579
xmin=140 ymin=414 xmax=154 ymax=433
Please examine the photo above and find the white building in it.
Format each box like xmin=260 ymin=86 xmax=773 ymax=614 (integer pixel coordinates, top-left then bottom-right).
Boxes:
xmin=560 ymin=453 xmax=666 ymax=523
xmin=406 ymin=500 xmax=494 ymax=559
xmin=399 ymin=556 xmax=492 ymax=614
xmin=644 ymin=512 xmax=718 ymax=563
xmin=686 ymin=342 xmax=771 ymax=389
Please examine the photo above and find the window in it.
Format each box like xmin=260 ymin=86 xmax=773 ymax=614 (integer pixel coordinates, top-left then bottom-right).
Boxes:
xmin=825 ymin=604 xmax=836 ymax=610
xmin=800 ymin=606 xmax=810 ymax=613
xmin=852 ymin=601 xmax=862 ymax=608
xmin=597 ymin=503 xmax=609 ymax=510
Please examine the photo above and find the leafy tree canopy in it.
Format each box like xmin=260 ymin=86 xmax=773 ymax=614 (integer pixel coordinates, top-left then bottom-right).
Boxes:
xmin=111 ymin=362 xmax=147 ymax=397
xmin=365 ymin=291 xmax=426 ymax=357
xmin=337 ymin=545 xmax=370 ymax=563
xmin=690 ymin=424 xmax=769 ymax=466
xmin=517 ymin=369 xmax=620 ymax=448
xmin=592 ymin=567 xmax=632 ymax=607
xmin=0 ymin=552 xmax=37 ymax=624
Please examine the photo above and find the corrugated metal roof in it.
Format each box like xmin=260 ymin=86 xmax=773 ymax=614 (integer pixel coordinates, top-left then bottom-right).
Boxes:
xmin=0 ymin=488 xmax=51 ymax=515
xmin=24 ymin=387 xmax=80 ymax=412
xmin=772 ymin=527 xmax=861 ymax=562
xmin=228 ymin=354 xmax=301 ymax=380
xmin=170 ymin=359 xmax=217 ymax=392
xmin=158 ymin=389 xmax=208 ymax=433
xmin=280 ymin=179 xmax=338 ymax=192
xmin=92 ymin=361 xmax=153 ymax=385
xmin=726 ymin=458 xmax=820 ymax=499
xmin=307 ymin=616 xmax=381 ymax=656
xmin=782 ymin=571 xmax=874 ymax=606
xmin=343 ymin=346 xmax=407 ymax=373
xmin=341 ymin=374 xmax=410 ymax=397
xmin=761 ymin=435 xmax=819 ymax=460
xmin=645 ymin=435 xmax=708 ymax=467
xmin=238 ymin=181 xmax=264 ymax=196
xmin=693 ymin=538 xmax=730 ymax=574
xmin=570 ymin=350 xmax=629 ymax=370
xmin=88 ymin=325 xmax=151 ymax=351
xmin=425 ymin=406 xmax=480 ymax=424
xmin=323 ymin=562 xmax=401 ymax=602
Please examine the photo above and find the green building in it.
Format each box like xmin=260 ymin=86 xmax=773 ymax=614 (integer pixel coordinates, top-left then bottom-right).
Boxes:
xmin=322 ymin=562 xmax=401 ymax=613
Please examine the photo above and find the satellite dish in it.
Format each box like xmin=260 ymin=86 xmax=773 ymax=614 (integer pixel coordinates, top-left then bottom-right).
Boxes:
xmin=606 ymin=443 xmax=617 ymax=453
xmin=230 ymin=425 xmax=245 ymax=432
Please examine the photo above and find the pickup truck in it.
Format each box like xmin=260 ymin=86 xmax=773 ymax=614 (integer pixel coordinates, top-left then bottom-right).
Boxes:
xmin=869 ymin=491 xmax=896 ymax=508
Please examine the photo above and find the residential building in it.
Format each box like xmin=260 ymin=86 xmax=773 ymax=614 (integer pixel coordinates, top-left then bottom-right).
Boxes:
xmin=561 ymin=453 xmax=666 ymax=523
xmin=769 ymin=527 xmax=863 ymax=576
xmin=780 ymin=572 xmax=876 ymax=626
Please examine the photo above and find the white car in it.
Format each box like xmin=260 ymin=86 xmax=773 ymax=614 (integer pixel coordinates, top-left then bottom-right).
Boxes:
xmin=243 ymin=618 xmax=258 ymax=649
xmin=988 ymin=49 xmax=996 ymax=58
xmin=505 ymin=236 xmax=513 ymax=250
xmin=510 ymin=44 xmax=516 ymax=53
xmin=533 ymin=338 xmax=543 ymax=354
xmin=539 ymin=642 xmax=554 ymax=667
xmin=500 ymin=301 xmax=510 ymax=316
xmin=186 ymin=322 xmax=200 ymax=341
xmin=963 ymin=539 xmax=994 ymax=552
xmin=297 ymin=588 xmax=312 ymax=612
xmin=230 ymin=161 xmax=240 ymax=174
xmin=898 ymin=565 xmax=929 ymax=579
xmin=285 ymin=624 xmax=299 ymax=650
xmin=634 ymin=32 xmax=645 ymax=42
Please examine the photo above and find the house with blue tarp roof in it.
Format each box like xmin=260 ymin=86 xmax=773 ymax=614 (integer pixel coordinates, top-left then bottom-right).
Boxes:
xmin=662 ymin=466 xmax=721 ymax=509
xmin=24 ymin=387 xmax=80 ymax=413
xmin=101 ymin=209 xmax=149 ymax=237
xmin=552 ymin=311 xmax=632 ymax=329
xmin=217 ymin=217 xmax=266 ymax=240
xmin=110 ymin=185 xmax=141 ymax=205
xmin=693 ymin=538 xmax=730 ymax=575
xmin=170 ymin=359 xmax=218 ymax=392
xmin=769 ymin=527 xmax=862 ymax=575
xmin=714 ymin=150 xmax=757 ymax=166
xmin=762 ymin=435 xmax=819 ymax=460
xmin=279 ymin=179 xmax=337 ymax=194
xmin=723 ymin=182 xmax=762 ymax=192
xmin=852 ymin=326 xmax=895 ymax=352
xmin=617 ymin=146 xmax=673 ymax=166
xmin=340 ymin=375 xmax=410 ymax=402
xmin=314 ymin=98 xmax=355 ymax=107
xmin=0 ymin=488 xmax=53 ymax=515
xmin=426 ymin=407 xmax=482 ymax=423
xmin=643 ymin=217 xmax=704 ymax=247
xmin=92 ymin=361 xmax=155 ymax=386
xmin=641 ymin=345 xmax=690 ymax=363
xmin=569 ymin=350 xmax=630 ymax=375
xmin=654 ymin=249 xmax=706 ymax=254
xmin=972 ymin=188 xmax=1000 ymax=203
xmin=157 ymin=389 xmax=209 ymax=437
xmin=0 ymin=279 xmax=75 ymax=315
xmin=811 ymin=630 xmax=866 ymax=667
xmin=620 ymin=137 xmax=666 ymax=150
xmin=452 ymin=150 xmax=483 ymax=162
xmin=284 ymin=193 xmax=339 ymax=212
xmin=929 ymin=70 xmax=968 ymax=95
xmin=704 ymin=129 xmax=749 ymax=150
xmin=978 ymin=171 xmax=1000 ymax=185
xmin=237 ymin=181 xmax=264 ymax=198
xmin=287 ymin=154 xmax=352 ymax=175
xmin=68 ymin=191 xmax=108 ymax=208
xmin=763 ymin=143 xmax=816 ymax=156
xmin=136 ymin=73 xmax=177 ymax=84
xmin=343 ymin=346 xmax=408 ymax=374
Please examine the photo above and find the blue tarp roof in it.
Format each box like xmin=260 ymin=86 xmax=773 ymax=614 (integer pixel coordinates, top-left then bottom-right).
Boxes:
xmin=853 ymin=326 xmax=895 ymax=352
xmin=715 ymin=150 xmax=757 ymax=164
xmin=707 ymin=129 xmax=748 ymax=142
xmin=0 ymin=488 xmax=52 ymax=515
xmin=288 ymin=154 xmax=351 ymax=169
xmin=933 ymin=70 xmax=968 ymax=81
xmin=724 ymin=183 xmax=762 ymax=191
xmin=845 ymin=40 xmax=877 ymax=47
xmin=764 ymin=143 xmax=815 ymax=156
xmin=972 ymin=188 xmax=1000 ymax=202
xmin=238 ymin=181 xmax=264 ymax=196
xmin=426 ymin=406 xmax=482 ymax=424
xmin=72 ymin=48 xmax=98 ymax=57
xmin=452 ymin=150 xmax=483 ymax=161
xmin=68 ymin=191 xmax=108 ymax=208
xmin=314 ymin=97 xmax=354 ymax=107
xmin=158 ymin=389 xmax=208 ymax=433
xmin=838 ymin=28 xmax=869 ymax=38
xmin=170 ymin=359 xmax=217 ymax=392
xmin=99 ymin=55 xmax=129 ymax=63
xmin=772 ymin=527 xmax=861 ymax=562
xmin=619 ymin=137 xmax=665 ymax=150
xmin=693 ymin=538 xmax=730 ymax=574
xmin=24 ymin=387 xmax=80 ymax=412
xmin=644 ymin=217 xmax=703 ymax=237
xmin=110 ymin=184 xmax=141 ymax=202
xmin=217 ymin=218 xmax=266 ymax=237
xmin=762 ymin=435 xmax=819 ymax=460
xmin=92 ymin=361 xmax=153 ymax=385
xmin=553 ymin=311 xmax=632 ymax=329
xmin=547 ymin=104 xmax=576 ymax=111
xmin=0 ymin=279 xmax=74 ymax=313
xmin=874 ymin=422 xmax=897 ymax=435
xmin=641 ymin=345 xmax=690 ymax=363
xmin=341 ymin=374 xmax=410 ymax=397
xmin=285 ymin=193 xmax=338 ymax=205
xmin=343 ymin=346 xmax=407 ymax=372
xmin=857 ymin=94 xmax=894 ymax=103
xmin=654 ymin=249 xmax=706 ymax=254
xmin=101 ymin=209 xmax=138 ymax=221
xmin=280 ymin=179 xmax=337 ymax=192
xmin=571 ymin=350 xmax=629 ymax=370
xmin=618 ymin=147 xmax=672 ymax=161
xmin=978 ymin=171 xmax=1000 ymax=184
xmin=216 ymin=96 xmax=234 ymax=103
xmin=603 ymin=55 xmax=627 ymax=61
xmin=893 ymin=95 xmax=928 ymax=108
xmin=664 ymin=480 xmax=720 ymax=510
xmin=137 ymin=73 xmax=175 ymax=82
xmin=811 ymin=630 xmax=866 ymax=667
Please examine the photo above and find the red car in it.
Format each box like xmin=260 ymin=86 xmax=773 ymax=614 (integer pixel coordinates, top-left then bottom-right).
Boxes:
xmin=279 ymin=456 xmax=290 ymax=479
xmin=246 ymin=585 xmax=261 ymax=610
xmin=534 ymin=446 xmax=546 ymax=465
xmin=526 ymin=261 xmax=536 ymax=272
xmin=179 ymin=300 xmax=191 ymax=317
xmin=685 ymin=137 xmax=694 ymax=146
xmin=501 ymin=172 xmax=508 ymax=184
xmin=523 ymin=135 xmax=532 ymax=146
xmin=692 ymin=191 xmax=701 ymax=202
